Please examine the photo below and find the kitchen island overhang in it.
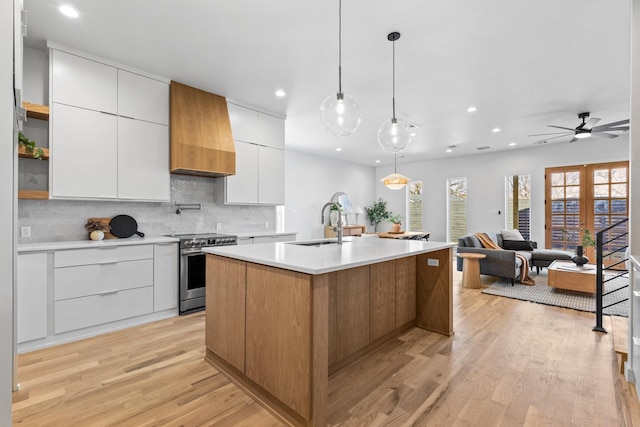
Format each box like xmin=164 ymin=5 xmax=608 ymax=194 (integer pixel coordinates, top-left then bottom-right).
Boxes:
xmin=203 ymin=238 xmax=455 ymax=426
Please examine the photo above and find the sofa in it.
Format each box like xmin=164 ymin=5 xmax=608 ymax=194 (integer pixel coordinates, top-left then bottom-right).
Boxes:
xmin=456 ymin=231 xmax=573 ymax=284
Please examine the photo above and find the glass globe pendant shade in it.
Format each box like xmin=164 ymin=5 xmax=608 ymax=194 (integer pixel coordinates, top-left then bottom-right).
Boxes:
xmin=381 ymin=173 xmax=409 ymax=190
xmin=320 ymin=92 xmax=361 ymax=136
xmin=377 ymin=117 xmax=412 ymax=152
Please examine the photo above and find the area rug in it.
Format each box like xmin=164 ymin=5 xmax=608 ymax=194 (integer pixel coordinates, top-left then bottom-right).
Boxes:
xmin=481 ymin=271 xmax=629 ymax=317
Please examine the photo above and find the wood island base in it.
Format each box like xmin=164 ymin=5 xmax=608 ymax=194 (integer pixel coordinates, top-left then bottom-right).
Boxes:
xmin=205 ymin=247 xmax=453 ymax=426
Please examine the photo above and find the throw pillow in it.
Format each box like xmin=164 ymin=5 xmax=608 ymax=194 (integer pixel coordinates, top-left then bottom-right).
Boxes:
xmin=502 ymin=239 xmax=534 ymax=251
xmin=501 ymin=229 xmax=524 ymax=241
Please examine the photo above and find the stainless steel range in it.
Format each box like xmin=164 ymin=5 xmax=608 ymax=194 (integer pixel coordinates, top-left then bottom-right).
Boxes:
xmin=171 ymin=232 xmax=237 ymax=314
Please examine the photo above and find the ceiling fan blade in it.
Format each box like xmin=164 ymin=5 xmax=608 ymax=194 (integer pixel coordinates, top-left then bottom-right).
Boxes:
xmin=592 ymin=132 xmax=618 ymax=139
xmin=548 ymin=125 xmax=577 ymax=131
xmin=592 ymin=125 xmax=629 ymax=133
xmin=537 ymin=134 xmax=574 ymax=142
xmin=583 ymin=117 xmax=600 ymax=130
xmin=528 ymin=131 xmax=573 ymax=137
xmin=592 ymin=119 xmax=629 ymax=131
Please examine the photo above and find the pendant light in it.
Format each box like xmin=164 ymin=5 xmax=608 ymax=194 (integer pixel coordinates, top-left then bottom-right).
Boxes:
xmin=381 ymin=152 xmax=410 ymax=190
xmin=377 ymin=32 xmax=412 ymax=152
xmin=320 ymin=0 xmax=361 ymax=136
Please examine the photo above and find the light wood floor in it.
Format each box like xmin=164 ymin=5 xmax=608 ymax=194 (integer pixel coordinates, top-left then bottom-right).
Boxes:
xmin=13 ymin=271 xmax=640 ymax=426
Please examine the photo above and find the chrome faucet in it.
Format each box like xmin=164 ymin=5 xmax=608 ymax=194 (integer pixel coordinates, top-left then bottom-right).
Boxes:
xmin=321 ymin=202 xmax=343 ymax=245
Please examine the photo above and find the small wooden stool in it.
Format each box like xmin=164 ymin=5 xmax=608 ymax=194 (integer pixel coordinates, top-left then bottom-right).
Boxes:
xmin=457 ymin=253 xmax=487 ymax=289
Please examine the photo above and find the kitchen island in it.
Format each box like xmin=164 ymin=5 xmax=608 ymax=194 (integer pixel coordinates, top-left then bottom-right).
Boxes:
xmin=203 ymin=238 xmax=455 ymax=426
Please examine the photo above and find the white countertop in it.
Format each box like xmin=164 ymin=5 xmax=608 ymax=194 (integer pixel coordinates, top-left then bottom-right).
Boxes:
xmin=18 ymin=235 xmax=179 ymax=252
xmin=203 ymin=237 xmax=455 ymax=275
xmin=236 ymin=231 xmax=298 ymax=238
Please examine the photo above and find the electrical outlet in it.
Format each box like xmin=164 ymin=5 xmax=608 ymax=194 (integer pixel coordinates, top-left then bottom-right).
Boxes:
xmin=20 ymin=226 xmax=31 ymax=238
xmin=427 ymin=258 xmax=439 ymax=267
xmin=264 ymin=221 xmax=269 ymax=229
xmin=216 ymin=222 xmax=221 ymax=231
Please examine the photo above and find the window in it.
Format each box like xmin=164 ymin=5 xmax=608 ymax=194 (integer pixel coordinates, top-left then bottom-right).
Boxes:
xmin=506 ymin=174 xmax=531 ymax=240
xmin=407 ymin=181 xmax=423 ymax=231
xmin=447 ymin=177 xmax=467 ymax=243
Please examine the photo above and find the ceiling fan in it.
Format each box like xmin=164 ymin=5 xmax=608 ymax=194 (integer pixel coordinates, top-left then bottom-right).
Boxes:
xmin=529 ymin=112 xmax=629 ymax=143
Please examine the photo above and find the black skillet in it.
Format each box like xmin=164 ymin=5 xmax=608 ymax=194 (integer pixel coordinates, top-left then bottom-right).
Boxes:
xmin=109 ymin=215 xmax=145 ymax=238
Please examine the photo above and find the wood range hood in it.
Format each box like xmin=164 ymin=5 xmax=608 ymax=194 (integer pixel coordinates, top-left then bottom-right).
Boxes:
xmin=170 ymin=81 xmax=236 ymax=177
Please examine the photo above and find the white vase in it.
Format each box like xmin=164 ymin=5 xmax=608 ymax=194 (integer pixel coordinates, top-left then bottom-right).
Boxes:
xmin=330 ymin=211 xmax=339 ymax=227
xmin=89 ymin=230 xmax=105 ymax=241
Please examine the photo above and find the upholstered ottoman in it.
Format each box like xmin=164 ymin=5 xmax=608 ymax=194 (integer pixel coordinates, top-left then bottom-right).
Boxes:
xmin=531 ymin=249 xmax=573 ymax=273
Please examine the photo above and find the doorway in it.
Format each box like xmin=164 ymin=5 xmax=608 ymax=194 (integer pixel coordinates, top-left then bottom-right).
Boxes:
xmin=545 ymin=161 xmax=629 ymax=262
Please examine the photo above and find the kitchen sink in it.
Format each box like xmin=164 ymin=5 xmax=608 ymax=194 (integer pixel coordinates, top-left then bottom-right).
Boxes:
xmin=287 ymin=240 xmax=350 ymax=247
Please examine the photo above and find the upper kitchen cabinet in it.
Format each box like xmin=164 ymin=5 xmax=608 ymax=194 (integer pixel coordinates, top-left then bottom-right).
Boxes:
xmin=227 ymin=102 xmax=285 ymax=149
xmin=118 ymin=70 xmax=169 ymax=125
xmin=170 ymin=81 xmax=235 ymax=177
xmin=51 ymin=49 xmax=117 ymax=114
xmin=220 ymin=102 xmax=285 ymax=205
xmin=48 ymin=43 xmax=170 ymax=202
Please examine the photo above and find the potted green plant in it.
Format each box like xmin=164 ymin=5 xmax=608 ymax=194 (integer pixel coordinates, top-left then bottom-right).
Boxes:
xmin=572 ymin=229 xmax=596 ymax=266
xmin=364 ymin=198 xmax=390 ymax=232
xmin=18 ymin=132 xmax=45 ymax=159
xmin=388 ymin=214 xmax=403 ymax=233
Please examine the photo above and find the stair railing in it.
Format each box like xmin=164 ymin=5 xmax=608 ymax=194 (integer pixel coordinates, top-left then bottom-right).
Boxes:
xmin=593 ymin=217 xmax=629 ymax=333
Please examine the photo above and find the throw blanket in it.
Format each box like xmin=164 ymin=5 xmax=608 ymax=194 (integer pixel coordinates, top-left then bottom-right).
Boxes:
xmin=474 ymin=233 xmax=535 ymax=286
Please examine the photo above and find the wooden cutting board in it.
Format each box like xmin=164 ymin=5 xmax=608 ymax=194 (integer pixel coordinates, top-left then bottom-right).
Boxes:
xmin=87 ymin=217 xmax=117 ymax=239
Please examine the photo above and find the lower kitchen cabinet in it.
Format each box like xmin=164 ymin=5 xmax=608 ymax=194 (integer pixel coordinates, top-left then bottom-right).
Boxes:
xmin=153 ymin=243 xmax=178 ymax=311
xmin=17 ymin=240 xmax=179 ymax=352
xmin=17 ymin=252 xmax=49 ymax=344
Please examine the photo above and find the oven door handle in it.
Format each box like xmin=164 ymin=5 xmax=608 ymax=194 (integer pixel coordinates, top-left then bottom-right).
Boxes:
xmin=181 ymin=249 xmax=205 ymax=256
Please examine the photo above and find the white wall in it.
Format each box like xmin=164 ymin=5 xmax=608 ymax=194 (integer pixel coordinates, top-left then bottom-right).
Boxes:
xmin=376 ymin=135 xmax=630 ymax=244
xmin=285 ymin=149 xmax=376 ymax=241
xmin=1 ymin=0 xmax=15 ymax=424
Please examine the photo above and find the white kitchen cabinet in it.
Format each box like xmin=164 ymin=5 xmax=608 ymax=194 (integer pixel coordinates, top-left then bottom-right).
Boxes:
xmin=51 ymin=49 xmax=117 ymax=114
xmin=258 ymin=113 xmax=285 ymax=149
xmin=51 ymin=103 xmax=118 ymax=199
xmin=53 ymin=244 xmax=157 ymax=334
xmin=227 ymin=102 xmax=284 ymax=149
xmin=49 ymin=44 xmax=170 ymax=201
xmin=153 ymin=243 xmax=178 ymax=312
xmin=222 ymin=141 xmax=284 ymax=205
xmin=258 ymin=146 xmax=285 ymax=204
xmin=227 ymin=102 xmax=259 ymax=143
xmin=118 ymin=70 xmax=169 ymax=125
xmin=55 ymin=287 xmax=154 ymax=334
xmin=225 ymin=140 xmax=259 ymax=204
xmin=17 ymin=253 xmax=48 ymax=343
xmin=117 ymin=117 xmax=169 ymax=201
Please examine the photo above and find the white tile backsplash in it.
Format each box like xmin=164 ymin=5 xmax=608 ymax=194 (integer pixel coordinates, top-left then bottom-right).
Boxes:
xmin=18 ymin=174 xmax=275 ymax=243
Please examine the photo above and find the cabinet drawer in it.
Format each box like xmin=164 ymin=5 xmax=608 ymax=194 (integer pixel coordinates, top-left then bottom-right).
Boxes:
xmin=55 ymin=245 xmax=153 ymax=267
xmin=54 ymin=286 xmax=154 ymax=334
xmin=54 ymin=259 xmax=154 ymax=300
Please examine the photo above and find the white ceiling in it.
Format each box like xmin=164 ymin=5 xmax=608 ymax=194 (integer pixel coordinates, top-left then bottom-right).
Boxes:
xmin=24 ymin=0 xmax=631 ymax=167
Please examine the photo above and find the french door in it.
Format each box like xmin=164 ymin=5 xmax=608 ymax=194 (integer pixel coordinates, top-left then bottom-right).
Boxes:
xmin=545 ymin=161 xmax=629 ymax=263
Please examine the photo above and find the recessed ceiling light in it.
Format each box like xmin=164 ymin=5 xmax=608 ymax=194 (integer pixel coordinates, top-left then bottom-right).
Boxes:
xmin=467 ymin=106 xmax=477 ymax=113
xmin=275 ymin=89 xmax=286 ymax=97
xmin=375 ymin=160 xmax=381 ymax=163
xmin=492 ymin=128 xmax=501 ymax=133
xmin=336 ymin=148 xmax=342 ymax=152
xmin=446 ymin=149 xmax=452 ymax=153
xmin=59 ymin=5 xmax=79 ymax=18
xmin=509 ymin=142 xmax=517 ymax=146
